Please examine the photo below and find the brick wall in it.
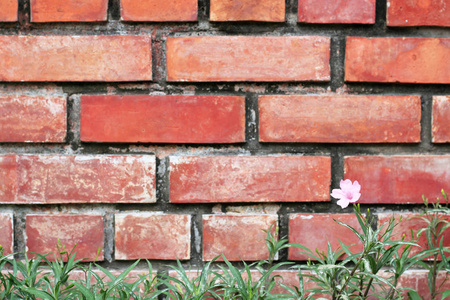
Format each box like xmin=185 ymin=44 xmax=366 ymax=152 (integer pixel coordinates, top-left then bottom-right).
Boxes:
xmin=0 ymin=0 xmax=449 ymax=296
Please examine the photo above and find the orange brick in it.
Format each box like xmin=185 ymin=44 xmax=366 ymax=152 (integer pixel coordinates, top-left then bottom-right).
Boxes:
xmin=387 ymin=0 xmax=450 ymax=27
xmin=80 ymin=95 xmax=245 ymax=143
xmin=170 ymin=156 xmax=331 ymax=203
xmin=167 ymin=36 xmax=330 ymax=82
xmin=299 ymin=0 xmax=375 ymax=24
xmin=345 ymin=156 xmax=450 ymax=204
xmin=0 ymin=36 xmax=152 ymax=82
xmin=115 ymin=213 xmax=191 ymax=260
xmin=26 ymin=214 xmax=104 ymax=261
xmin=31 ymin=0 xmax=108 ymax=22
xmin=120 ymin=0 xmax=197 ymax=21
xmin=259 ymin=95 xmax=421 ymax=143
xmin=0 ymin=0 xmax=18 ymax=22
xmin=345 ymin=37 xmax=450 ymax=84
xmin=432 ymin=96 xmax=450 ymax=143
xmin=0 ymin=214 xmax=13 ymax=255
xmin=0 ymin=94 xmax=66 ymax=143
xmin=210 ymin=0 xmax=285 ymax=22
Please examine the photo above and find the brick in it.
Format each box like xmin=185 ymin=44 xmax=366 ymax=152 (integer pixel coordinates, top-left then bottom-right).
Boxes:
xmin=210 ymin=0 xmax=285 ymax=22
xmin=115 ymin=213 xmax=191 ymax=260
xmin=0 ymin=214 xmax=13 ymax=255
xmin=170 ymin=156 xmax=331 ymax=203
xmin=167 ymin=36 xmax=330 ymax=82
xmin=289 ymin=214 xmax=363 ymax=260
xmin=345 ymin=37 xmax=450 ymax=84
xmin=298 ymin=0 xmax=375 ymax=24
xmin=31 ymin=0 xmax=108 ymax=22
xmin=387 ymin=0 xmax=450 ymax=27
xmin=26 ymin=214 xmax=104 ymax=261
xmin=203 ymin=214 xmax=278 ymax=261
xmin=378 ymin=213 xmax=450 ymax=259
xmin=0 ymin=155 xmax=155 ymax=204
xmin=345 ymin=156 xmax=450 ymax=204
xmin=0 ymin=95 xmax=66 ymax=143
xmin=81 ymin=95 xmax=245 ymax=143
xmin=0 ymin=36 xmax=152 ymax=82
xmin=0 ymin=0 xmax=18 ymax=22
xmin=121 ymin=0 xmax=197 ymax=21
xmin=432 ymin=96 xmax=450 ymax=143
xmin=259 ymin=95 xmax=421 ymax=143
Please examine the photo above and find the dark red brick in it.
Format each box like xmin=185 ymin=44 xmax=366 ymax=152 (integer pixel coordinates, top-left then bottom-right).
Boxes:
xmin=0 ymin=155 xmax=18 ymax=203
xmin=167 ymin=36 xmax=330 ymax=82
xmin=203 ymin=214 xmax=278 ymax=261
xmin=345 ymin=156 xmax=450 ymax=204
xmin=121 ymin=0 xmax=197 ymax=21
xmin=0 ymin=214 xmax=13 ymax=255
xmin=26 ymin=214 xmax=104 ymax=261
xmin=31 ymin=0 xmax=108 ymax=22
xmin=0 ymin=94 xmax=66 ymax=143
xmin=210 ymin=0 xmax=285 ymax=22
xmin=289 ymin=214 xmax=363 ymax=260
xmin=299 ymin=0 xmax=375 ymax=24
xmin=0 ymin=0 xmax=18 ymax=22
xmin=0 ymin=36 xmax=152 ymax=82
xmin=432 ymin=96 xmax=450 ymax=143
xmin=80 ymin=95 xmax=245 ymax=143
xmin=259 ymin=95 xmax=421 ymax=143
xmin=345 ymin=37 xmax=450 ymax=84
xmin=170 ymin=156 xmax=331 ymax=203
xmin=115 ymin=213 xmax=191 ymax=260
xmin=387 ymin=0 xmax=450 ymax=27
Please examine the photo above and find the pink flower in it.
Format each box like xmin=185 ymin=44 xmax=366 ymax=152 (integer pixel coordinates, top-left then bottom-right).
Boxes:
xmin=331 ymin=179 xmax=361 ymax=209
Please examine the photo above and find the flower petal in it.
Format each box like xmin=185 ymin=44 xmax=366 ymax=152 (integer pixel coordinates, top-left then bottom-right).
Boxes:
xmin=340 ymin=179 xmax=353 ymax=191
xmin=331 ymin=189 xmax=344 ymax=199
xmin=350 ymin=192 xmax=361 ymax=203
xmin=352 ymin=180 xmax=361 ymax=193
xmin=337 ymin=198 xmax=350 ymax=209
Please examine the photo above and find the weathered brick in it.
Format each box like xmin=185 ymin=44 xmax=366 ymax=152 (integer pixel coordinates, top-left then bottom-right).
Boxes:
xmin=120 ymin=0 xmax=197 ymax=21
xmin=81 ymin=95 xmax=245 ymax=143
xmin=345 ymin=37 xmax=450 ymax=84
xmin=0 ymin=36 xmax=152 ymax=82
xmin=298 ymin=0 xmax=375 ymax=24
xmin=0 ymin=94 xmax=66 ymax=143
xmin=259 ymin=95 xmax=421 ymax=143
xmin=387 ymin=0 xmax=450 ymax=27
xmin=0 ymin=0 xmax=18 ymax=22
xmin=170 ymin=156 xmax=331 ymax=203
xmin=26 ymin=214 xmax=104 ymax=261
xmin=210 ymin=0 xmax=285 ymax=22
xmin=203 ymin=214 xmax=278 ymax=261
xmin=432 ymin=96 xmax=450 ymax=143
xmin=345 ymin=156 xmax=450 ymax=204
xmin=0 ymin=214 xmax=13 ymax=255
xmin=167 ymin=36 xmax=330 ymax=82
xmin=31 ymin=0 xmax=108 ymax=22
xmin=115 ymin=213 xmax=191 ymax=260
xmin=0 ymin=155 xmax=155 ymax=204
xmin=289 ymin=214 xmax=363 ymax=260
xmin=378 ymin=213 xmax=450 ymax=259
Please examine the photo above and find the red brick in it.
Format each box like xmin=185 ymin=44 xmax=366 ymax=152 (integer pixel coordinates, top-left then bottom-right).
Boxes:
xmin=378 ymin=213 xmax=450 ymax=259
xmin=259 ymin=95 xmax=421 ymax=143
xmin=0 ymin=0 xmax=18 ymax=22
xmin=298 ymin=0 xmax=375 ymax=24
xmin=115 ymin=213 xmax=191 ymax=260
xmin=345 ymin=37 xmax=450 ymax=84
xmin=120 ymin=0 xmax=197 ymax=21
xmin=0 ymin=36 xmax=152 ymax=82
xmin=167 ymin=36 xmax=330 ymax=82
xmin=0 ymin=95 xmax=66 ymax=143
xmin=387 ymin=0 xmax=450 ymax=27
xmin=289 ymin=214 xmax=363 ymax=261
xmin=202 ymin=214 xmax=278 ymax=261
xmin=432 ymin=96 xmax=450 ymax=143
xmin=0 ymin=155 xmax=155 ymax=204
xmin=210 ymin=0 xmax=285 ymax=22
xmin=80 ymin=95 xmax=245 ymax=143
xmin=170 ymin=156 xmax=331 ymax=203
xmin=26 ymin=214 xmax=104 ymax=261
xmin=0 ymin=214 xmax=13 ymax=255
xmin=345 ymin=156 xmax=450 ymax=204
xmin=31 ymin=0 xmax=107 ymax=22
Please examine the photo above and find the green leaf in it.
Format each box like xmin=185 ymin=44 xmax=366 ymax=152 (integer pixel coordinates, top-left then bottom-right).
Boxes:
xmin=442 ymin=289 xmax=450 ymax=299
xmin=408 ymin=290 xmax=422 ymax=300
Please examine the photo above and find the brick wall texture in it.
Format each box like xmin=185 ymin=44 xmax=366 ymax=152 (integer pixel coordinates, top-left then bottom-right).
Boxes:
xmin=0 ymin=0 xmax=449 ymax=296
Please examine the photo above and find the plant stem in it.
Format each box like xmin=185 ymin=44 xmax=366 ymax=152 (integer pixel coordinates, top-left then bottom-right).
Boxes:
xmin=335 ymin=258 xmax=363 ymax=300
